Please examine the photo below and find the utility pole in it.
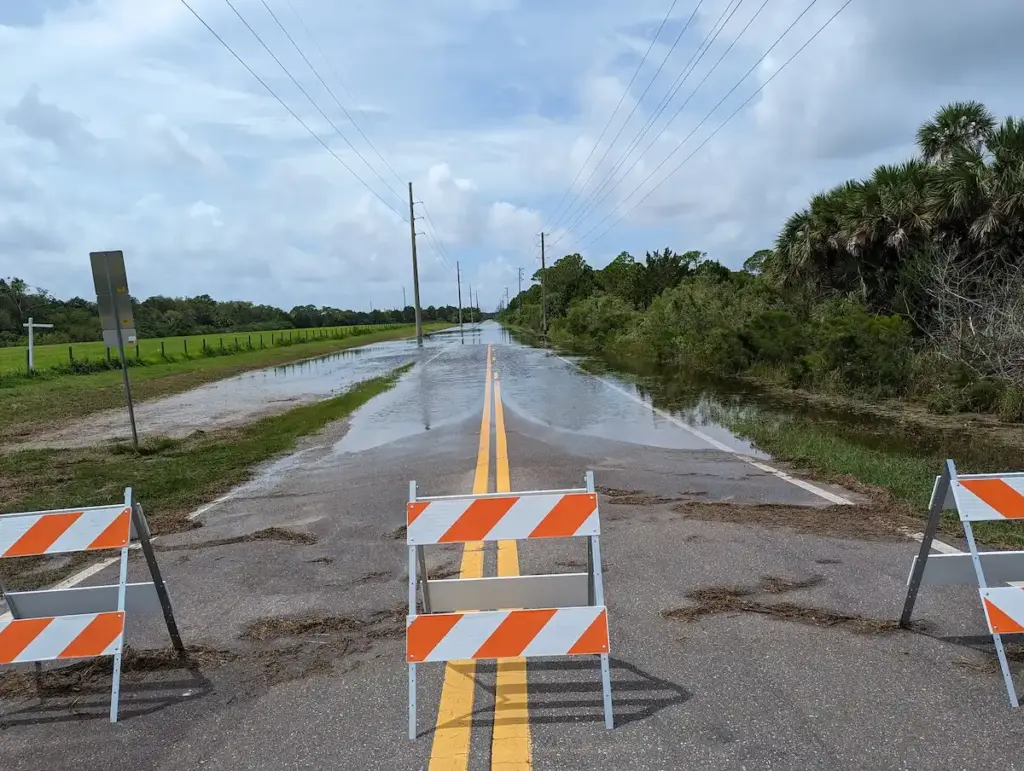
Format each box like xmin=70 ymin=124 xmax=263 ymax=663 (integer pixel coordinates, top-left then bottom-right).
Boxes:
xmin=456 ymin=261 xmax=463 ymax=328
xmin=517 ymin=267 xmax=523 ymax=296
xmin=540 ymin=232 xmax=547 ymax=336
xmin=403 ymin=286 xmax=406 ymax=309
xmin=408 ymin=182 xmax=423 ymax=346
xmin=468 ymin=283 xmax=474 ymax=323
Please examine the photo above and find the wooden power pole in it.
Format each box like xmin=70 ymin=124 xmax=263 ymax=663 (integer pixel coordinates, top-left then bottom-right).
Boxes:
xmin=408 ymin=182 xmax=423 ymax=346
xmin=540 ymin=232 xmax=547 ymax=336
xmin=457 ymin=261 xmax=463 ymax=328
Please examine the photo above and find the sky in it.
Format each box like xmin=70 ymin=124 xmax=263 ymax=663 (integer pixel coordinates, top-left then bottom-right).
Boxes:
xmin=1 ymin=0 xmax=1022 ymax=312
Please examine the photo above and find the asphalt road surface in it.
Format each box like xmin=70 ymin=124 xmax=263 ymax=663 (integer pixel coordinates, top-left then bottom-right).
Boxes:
xmin=3 ymin=323 xmax=1024 ymax=770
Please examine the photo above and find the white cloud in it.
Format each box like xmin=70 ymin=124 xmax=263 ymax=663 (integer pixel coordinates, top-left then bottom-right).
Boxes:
xmin=0 ymin=0 xmax=1021 ymax=311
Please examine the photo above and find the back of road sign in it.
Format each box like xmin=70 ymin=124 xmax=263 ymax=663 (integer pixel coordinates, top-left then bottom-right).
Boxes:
xmin=90 ymin=250 xmax=138 ymax=348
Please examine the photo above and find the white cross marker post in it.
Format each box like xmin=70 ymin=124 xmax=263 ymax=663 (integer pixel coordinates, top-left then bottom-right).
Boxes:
xmin=23 ymin=317 xmax=54 ymax=373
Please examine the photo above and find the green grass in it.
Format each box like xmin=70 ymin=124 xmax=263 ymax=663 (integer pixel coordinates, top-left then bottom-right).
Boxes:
xmin=0 ymin=323 xmax=449 ymax=443
xmin=0 ymin=323 xmax=408 ymax=375
xmin=0 ymin=364 xmax=413 ymax=589
xmin=728 ymin=411 xmax=1024 ymax=549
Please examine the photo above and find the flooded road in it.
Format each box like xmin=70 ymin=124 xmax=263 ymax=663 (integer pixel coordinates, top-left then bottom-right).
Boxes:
xmin=6 ymin=322 xmax=1018 ymax=771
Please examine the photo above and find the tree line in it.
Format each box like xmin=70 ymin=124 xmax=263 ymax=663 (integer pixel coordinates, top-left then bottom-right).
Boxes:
xmin=502 ymin=101 xmax=1024 ymax=420
xmin=0 ymin=278 xmax=478 ymax=345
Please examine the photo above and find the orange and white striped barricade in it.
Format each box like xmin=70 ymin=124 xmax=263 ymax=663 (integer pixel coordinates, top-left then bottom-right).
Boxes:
xmin=405 ymin=470 xmax=612 ymax=739
xmin=902 ymin=459 xmax=1024 ymax=706
xmin=0 ymin=487 xmax=184 ymax=722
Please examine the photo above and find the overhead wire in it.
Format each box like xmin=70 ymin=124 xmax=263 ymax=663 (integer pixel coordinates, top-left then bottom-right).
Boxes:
xmin=549 ymin=0 xmax=706 ymax=236
xmin=177 ymin=0 xmax=407 ymax=221
xmin=273 ymin=0 xmax=458 ymax=287
xmin=555 ymin=0 xmax=755 ymax=242
xmin=278 ymin=0 xmax=407 ymax=191
xmin=220 ymin=0 xmax=406 ymax=211
xmin=543 ymin=0 xmax=680 ymax=232
xmin=573 ymin=0 xmax=855 ymax=254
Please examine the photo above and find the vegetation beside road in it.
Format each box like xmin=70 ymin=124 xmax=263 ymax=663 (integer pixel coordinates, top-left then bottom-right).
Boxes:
xmin=503 ymin=101 xmax=1024 ymax=540
xmin=503 ymin=102 xmax=1024 ymax=422
xmin=0 ymin=276 xmax=475 ymax=347
xmin=0 ymin=323 xmax=448 ymax=443
xmin=0 ymin=364 xmax=413 ymax=590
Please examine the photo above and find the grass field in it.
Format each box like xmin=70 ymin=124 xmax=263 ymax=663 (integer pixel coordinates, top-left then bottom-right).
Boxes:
xmin=0 ymin=324 xmax=404 ymax=375
xmin=0 ymin=322 xmax=450 ymax=443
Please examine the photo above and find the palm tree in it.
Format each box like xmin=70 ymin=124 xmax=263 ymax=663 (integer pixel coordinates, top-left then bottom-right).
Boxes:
xmin=916 ymin=101 xmax=996 ymax=166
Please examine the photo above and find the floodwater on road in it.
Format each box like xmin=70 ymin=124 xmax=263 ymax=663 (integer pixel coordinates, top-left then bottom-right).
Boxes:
xmin=333 ymin=321 xmax=765 ymax=457
xmin=18 ymin=327 xmax=479 ymax=449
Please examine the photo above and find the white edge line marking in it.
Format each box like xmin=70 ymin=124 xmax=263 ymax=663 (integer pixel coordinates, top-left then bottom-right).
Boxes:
xmin=554 ymin=354 xmax=854 ymax=506
xmin=1 ymin=352 xmax=447 ymax=620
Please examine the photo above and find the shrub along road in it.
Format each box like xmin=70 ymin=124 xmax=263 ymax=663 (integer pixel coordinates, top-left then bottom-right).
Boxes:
xmin=0 ymin=324 xmax=1020 ymax=770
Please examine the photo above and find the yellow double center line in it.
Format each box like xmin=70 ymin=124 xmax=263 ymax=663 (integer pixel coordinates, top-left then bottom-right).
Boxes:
xmin=428 ymin=345 xmax=533 ymax=770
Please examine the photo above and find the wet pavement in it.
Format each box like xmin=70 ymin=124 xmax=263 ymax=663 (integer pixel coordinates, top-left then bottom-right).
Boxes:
xmin=3 ymin=322 xmax=1024 ymax=770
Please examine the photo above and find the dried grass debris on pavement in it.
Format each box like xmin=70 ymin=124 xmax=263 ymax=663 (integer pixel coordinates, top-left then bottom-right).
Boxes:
xmin=157 ymin=526 xmax=317 ymax=551
xmin=663 ymin=574 xmax=915 ymax=635
xmin=672 ymin=501 xmax=922 ymax=541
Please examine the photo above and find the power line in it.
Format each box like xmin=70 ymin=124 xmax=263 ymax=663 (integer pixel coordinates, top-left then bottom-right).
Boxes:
xmin=279 ymin=0 xmax=406 ymax=190
xmin=574 ymin=0 xmax=853 ymax=253
xmin=550 ymin=0 xmax=705 ymax=236
xmin=276 ymin=0 xmax=460 ymax=279
xmin=419 ymin=203 xmax=456 ymax=275
xmin=557 ymin=0 xmax=752 ymax=242
xmin=221 ymin=0 xmax=406 ymax=211
xmin=543 ymin=0 xmax=680 ymax=232
xmin=177 ymin=0 xmax=407 ymax=221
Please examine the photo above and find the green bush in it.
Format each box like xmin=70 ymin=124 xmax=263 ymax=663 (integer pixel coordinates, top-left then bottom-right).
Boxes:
xmin=739 ymin=309 xmax=807 ymax=364
xmin=815 ymin=302 xmax=913 ymax=393
xmin=562 ymin=294 xmax=638 ymax=348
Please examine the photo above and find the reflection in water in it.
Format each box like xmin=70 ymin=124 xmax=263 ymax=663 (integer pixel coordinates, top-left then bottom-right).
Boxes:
xmin=567 ymin=349 xmax=1024 ymax=474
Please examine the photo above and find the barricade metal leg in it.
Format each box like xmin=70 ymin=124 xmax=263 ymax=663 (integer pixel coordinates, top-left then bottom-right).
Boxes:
xmin=585 ymin=470 xmax=614 ymax=728
xmin=955 ymin=458 xmax=1021 ymax=708
xmin=133 ymin=501 xmax=185 ymax=655
xmin=110 ymin=521 xmax=131 ymax=723
xmin=589 ymin=532 xmax=614 ymax=729
xmin=408 ymin=480 xmax=419 ymax=739
xmin=901 ymin=470 xmax=950 ymax=628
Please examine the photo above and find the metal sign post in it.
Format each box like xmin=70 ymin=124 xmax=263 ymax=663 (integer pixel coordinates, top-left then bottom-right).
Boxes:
xmin=90 ymin=250 xmax=140 ymax=452
xmin=23 ymin=317 xmax=54 ymax=372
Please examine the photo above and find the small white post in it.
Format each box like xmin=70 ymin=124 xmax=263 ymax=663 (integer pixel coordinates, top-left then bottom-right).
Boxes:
xmin=22 ymin=318 xmax=54 ymax=373
xmin=26 ymin=317 xmax=33 ymax=371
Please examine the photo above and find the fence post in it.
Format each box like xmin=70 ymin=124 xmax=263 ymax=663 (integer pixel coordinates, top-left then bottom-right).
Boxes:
xmin=107 ymin=347 xmax=112 ymax=363
xmin=202 ymin=338 xmax=207 ymax=352
xmin=69 ymin=346 xmax=74 ymax=365
xmin=248 ymin=334 xmax=252 ymax=349
xmin=184 ymin=339 xmax=188 ymax=357
xmin=234 ymin=337 xmax=238 ymax=351
xmin=136 ymin=343 xmax=141 ymax=361
xmin=220 ymin=338 xmax=224 ymax=351
xmin=260 ymin=334 xmax=264 ymax=348
xmin=161 ymin=341 xmax=166 ymax=359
